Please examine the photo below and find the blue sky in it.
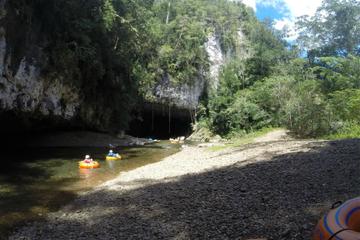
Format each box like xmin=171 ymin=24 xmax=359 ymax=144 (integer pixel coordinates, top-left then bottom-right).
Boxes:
xmin=241 ymin=0 xmax=323 ymax=41
xmin=255 ymin=2 xmax=289 ymax=21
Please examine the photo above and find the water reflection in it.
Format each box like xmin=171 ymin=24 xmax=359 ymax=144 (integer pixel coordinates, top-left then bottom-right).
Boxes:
xmin=106 ymin=159 xmax=115 ymax=169
xmin=0 ymin=141 xmax=180 ymax=239
xmin=78 ymin=168 xmax=93 ymax=178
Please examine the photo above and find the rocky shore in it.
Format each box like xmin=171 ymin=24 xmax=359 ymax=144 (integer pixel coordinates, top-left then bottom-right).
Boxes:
xmin=9 ymin=130 xmax=360 ymax=239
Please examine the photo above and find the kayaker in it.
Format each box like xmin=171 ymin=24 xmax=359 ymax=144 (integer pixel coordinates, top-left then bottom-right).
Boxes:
xmin=108 ymin=150 xmax=116 ymax=157
xmin=84 ymin=154 xmax=93 ymax=163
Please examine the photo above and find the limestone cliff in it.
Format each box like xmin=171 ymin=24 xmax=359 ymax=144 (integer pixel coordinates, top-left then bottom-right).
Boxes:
xmin=0 ymin=0 xmax=80 ymax=127
xmin=148 ymin=33 xmax=225 ymax=112
xmin=205 ymin=34 xmax=224 ymax=91
xmin=0 ymin=0 xmax=248 ymax=134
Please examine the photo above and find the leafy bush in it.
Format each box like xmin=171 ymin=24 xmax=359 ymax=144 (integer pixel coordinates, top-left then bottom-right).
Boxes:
xmin=329 ymin=89 xmax=360 ymax=122
xmin=271 ymin=79 xmax=331 ymax=137
xmin=325 ymin=121 xmax=360 ymax=140
xmin=208 ymin=89 xmax=271 ymax=136
xmin=227 ymin=93 xmax=271 ymax=132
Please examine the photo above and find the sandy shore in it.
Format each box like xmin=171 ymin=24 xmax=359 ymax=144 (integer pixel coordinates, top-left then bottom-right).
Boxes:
xmin=9 ymin=130 xmax=360 ymax=239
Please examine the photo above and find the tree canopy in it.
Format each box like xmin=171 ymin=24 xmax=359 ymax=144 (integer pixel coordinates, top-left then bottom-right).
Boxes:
xmin=296 ymin=0 xmax=360 ymax=57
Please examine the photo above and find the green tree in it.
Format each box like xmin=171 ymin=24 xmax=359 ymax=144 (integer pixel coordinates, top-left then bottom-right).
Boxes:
xmin=297 ymin=0 xmax=360 ymax=57
xmin=246 ymin=19 xmax=289 ymax=81
xmin=280 ymin=80 xmax=331 ymax=137
xmin=310 ymin=56 xmax=360 ymax=94
xmin=330 ymin=89 xmax=360 ymax=122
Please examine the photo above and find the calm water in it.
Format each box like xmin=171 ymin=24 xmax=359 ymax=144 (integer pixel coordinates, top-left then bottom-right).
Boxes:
xmin=0 ymin=141 xmax=180 ymax=239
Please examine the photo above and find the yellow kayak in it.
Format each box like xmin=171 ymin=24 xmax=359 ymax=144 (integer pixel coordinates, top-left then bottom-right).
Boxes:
xmin=106 ymin=154 xmax=122 ymax=160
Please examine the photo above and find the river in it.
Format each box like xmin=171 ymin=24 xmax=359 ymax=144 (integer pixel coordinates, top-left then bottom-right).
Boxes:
xmin=0 ymin=141 xmax=180 ymax=239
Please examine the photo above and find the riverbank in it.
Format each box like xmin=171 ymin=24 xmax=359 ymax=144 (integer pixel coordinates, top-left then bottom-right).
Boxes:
xmin=25 ymin=131 xmax=154 ymax=147
xmin=0 ymin=141 xmax=180 ymax=240
xmin=9 ymin=130 xmax=360 ymax=239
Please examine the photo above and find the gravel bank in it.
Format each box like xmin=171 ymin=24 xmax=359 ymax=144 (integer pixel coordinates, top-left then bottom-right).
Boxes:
xmin=9 ymin=130 xmax=360 ymax=239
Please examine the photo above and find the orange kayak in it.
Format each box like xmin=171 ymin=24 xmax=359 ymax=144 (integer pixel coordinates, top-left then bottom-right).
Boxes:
xmin=78 ymin=161 xmax=100 ymax=169
xmin=313 ymin=197 xmax=360 ymax=239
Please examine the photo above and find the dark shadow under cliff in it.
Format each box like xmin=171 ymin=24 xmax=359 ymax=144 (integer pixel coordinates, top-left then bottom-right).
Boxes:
xmin=0 ymin=111 xmax=84 ymax=148
xmin=128 ymin=103 xmax=193 ymax=139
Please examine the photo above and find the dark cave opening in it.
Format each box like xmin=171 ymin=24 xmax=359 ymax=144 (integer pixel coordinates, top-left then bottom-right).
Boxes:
xmin=0 ymin=111 xmax=83 ymax=149
xmin=0 ymin=103 xmax=194 ymax=149
xmin=128 ymin=104 xmax=193 ymax=140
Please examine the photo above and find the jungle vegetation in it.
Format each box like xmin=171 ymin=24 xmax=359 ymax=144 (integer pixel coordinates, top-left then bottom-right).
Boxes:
xmin=199 ymin=0 xmax=360 ymax=138
xmin=6 ymin=0 xmax=360 ymax=138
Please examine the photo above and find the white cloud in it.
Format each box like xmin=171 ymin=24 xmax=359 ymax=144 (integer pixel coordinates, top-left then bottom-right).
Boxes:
xmin=228 ymin=0 xmax=256 ymax=10
xmin=237 ymin=0 xmax=323 ymax=41
xmin=274 ymin=18 xmax=297 ymax=41
xmin=241 ymin=0 xmax=323 ymax=17
xmin=283 ymin=0 xmax=322 ymax=18
xmin=257 ymin=0 xmax=322 ymax=18
xmin=257 ymin=0 xmax=323 ymax=41
xmin=239 ymin=0 xmax=257 ymax=11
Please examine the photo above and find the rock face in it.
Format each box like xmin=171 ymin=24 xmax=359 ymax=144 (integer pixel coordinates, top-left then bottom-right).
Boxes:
xmin=151 ymin=34 xmax=225 ymax=111
xmin=0 ymin=54 xmax=80 ymax=119
xmin=205 ymin=34 xmax=224 ymax=90
xmin=0 ymin=0 xmax=247 ymax=132
xmin=0 ymin=1 xmax=80 ymax=122
xmin=154 ymin=72 xmax=206 ymax=110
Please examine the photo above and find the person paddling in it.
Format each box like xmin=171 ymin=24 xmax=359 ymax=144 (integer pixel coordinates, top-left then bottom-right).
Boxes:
xmin=107 ymin=150 xmax=117 ymax=157
xmin=83 ymin=154 xmax=93 ymax=163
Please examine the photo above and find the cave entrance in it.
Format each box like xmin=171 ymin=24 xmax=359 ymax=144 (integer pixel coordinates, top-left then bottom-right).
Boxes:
xmin=128 ymin=103 xmax=194 ymax=140
xmin=0 ymin=111 xmax=83 ymax=149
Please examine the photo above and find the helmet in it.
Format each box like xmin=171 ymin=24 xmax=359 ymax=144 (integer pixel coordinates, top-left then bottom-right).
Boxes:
xmin=85 ymin=155 xmax=90 ymax=159
xmin=109 ymin=150 xmax=113 ymax=153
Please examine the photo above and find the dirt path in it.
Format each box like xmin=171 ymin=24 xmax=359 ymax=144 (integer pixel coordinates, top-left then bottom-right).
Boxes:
xmin=10 ymin=130 xmax=360 ymax=239
xmin=253 ymin=129 xmax=289 ymax=143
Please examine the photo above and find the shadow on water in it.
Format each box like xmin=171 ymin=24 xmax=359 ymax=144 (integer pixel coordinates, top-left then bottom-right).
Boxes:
xmin=0 ymin=149 xmax=78 ymax=239
xmin=0 ymin=141 xmax=180 ymax=239
xmin=12 ymin=139 xmax=360 ymax=239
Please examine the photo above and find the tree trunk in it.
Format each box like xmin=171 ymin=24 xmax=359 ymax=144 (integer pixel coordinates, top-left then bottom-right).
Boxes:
xmin=151 ymin=103 xmax=154 ymax=132
xmin=166 ymin=1 xmax=171 ymax=24
xmin=168 ymin=104 xmax=171 ymax=134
